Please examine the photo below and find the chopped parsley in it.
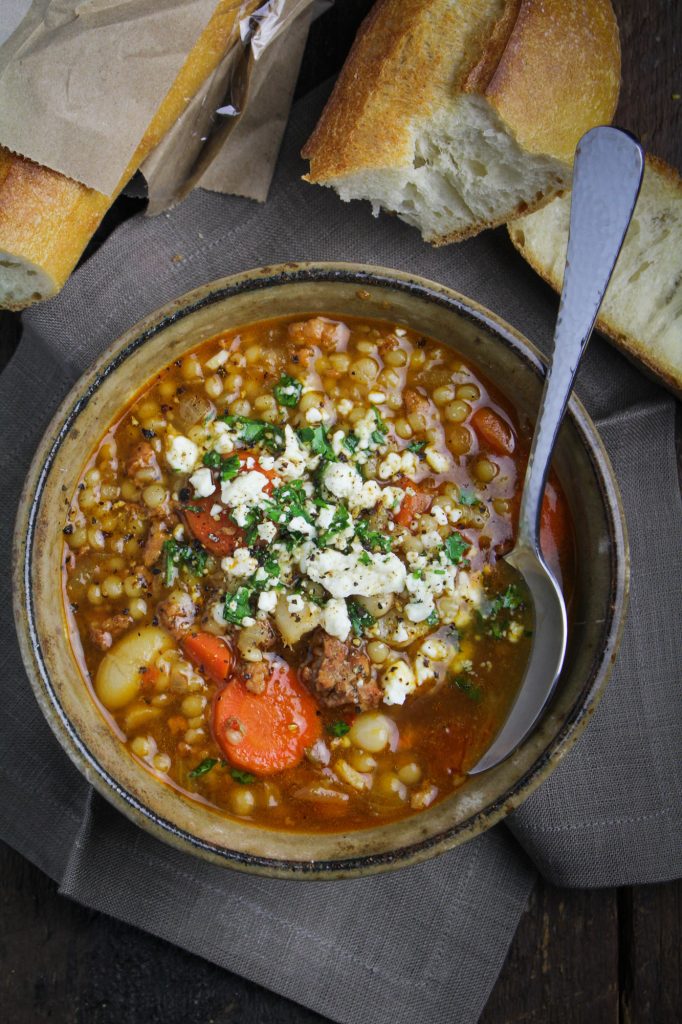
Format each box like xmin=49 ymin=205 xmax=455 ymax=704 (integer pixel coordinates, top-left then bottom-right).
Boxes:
xmin=443 ymin=532 xmax=469 ymax=564
xmin=343 ymin=432 xmax=360 ymax=454
xmin=478 ymin=583 xmax=526 ymax=639
xmin=162 ymin=538 xmax=207 ymax=586
xmin=406 ymin=439 xmax=427 ymax=457
xmin=317 ymin=504 xmax=351 ymax=547
xmin=231 ymin=767 xmax=256 ymax=784
xmin=274 ymin=374 xmax=303 ymax=407
xmin=426 ymin=608 xmax=440 ymax=626
xmin=299 ymin=424 xmax=335 ymax=461
xmin=203 ymin=449 xmax=240 ymax=481
xmin=370 ymin=406 xmax=388 ymax=445
xmin=449 ymin=674 xmax=482 ymax=702
xmin=347 ymin=599 xmax=375 ymax=637
xmin=327 ymin=720 xmax=350 ymax=737
xmin=222 ymin=414 xmax=285 ymax=453
xmin=223 ymin=586 xmax=254 ymax=625
xmin=355 ymin=517 xmax=392 ymax=553
xmin=264 ymin=480 xmax=312 ymax=532
xmin=188 ymin=757 xmax=219 ymax=778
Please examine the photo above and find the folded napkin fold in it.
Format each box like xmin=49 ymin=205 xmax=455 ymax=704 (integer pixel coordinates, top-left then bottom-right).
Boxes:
xmin=1 ymin=84 xmax=679 ymax=1024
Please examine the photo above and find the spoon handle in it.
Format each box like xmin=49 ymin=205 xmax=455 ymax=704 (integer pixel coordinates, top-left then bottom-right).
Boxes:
xmin=516 ymin=127 xmax=644 ymax=554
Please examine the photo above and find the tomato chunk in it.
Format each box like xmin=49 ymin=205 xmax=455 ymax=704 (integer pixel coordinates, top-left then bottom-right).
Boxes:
xmin=182 ymin=631 xmax=233 ymax=684
xmin=213 ymin=658 xmax=321 ymax=775
xmin=393 ymin=478 xmax=433 ymax=528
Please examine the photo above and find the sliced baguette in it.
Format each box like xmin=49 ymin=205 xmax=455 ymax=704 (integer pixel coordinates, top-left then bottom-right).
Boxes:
xmin=0 ymin=0 xmax=256 ymax=312
xmin=302 ymin=0 xmax=621 ymax=245
xmin=509 ymin=156 xmax=682 ymax=398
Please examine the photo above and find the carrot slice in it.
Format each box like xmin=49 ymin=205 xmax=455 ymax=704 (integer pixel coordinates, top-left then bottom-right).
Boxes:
xmin=393 ymin=478 xmax=433 ymax=528
xmin=471 ymin=407 xmax=516 ymax=456
xmin=213 ymin=658 xmax=321 ymax=775
xmin=183 ymin=497 xmax=244 ymax=556
xmin=182 ymin=631 xmax=233 ymax=684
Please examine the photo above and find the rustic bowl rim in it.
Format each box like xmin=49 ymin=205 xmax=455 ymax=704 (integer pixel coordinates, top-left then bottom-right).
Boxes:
xmin=13 ymin=261 xmax=629 ymax=879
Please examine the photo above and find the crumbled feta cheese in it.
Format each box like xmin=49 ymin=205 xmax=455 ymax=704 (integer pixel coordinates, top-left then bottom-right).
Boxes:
xmin=189 ymin=466 xmax=215 ymax=498
xmin=305 ymin=407 xmax=323 ymax=424
xmin=420 ymin=530 xmax=444 ymax=551
xmin=257 ymin=590 xmax=278 ymax=613
xmin=301 ymin=547 xmax=406 ymax=599
xmin=380 ymin=486 xmax=405 ymax=512
xmin=289 ymin=515 xmax=316 ymax=538
xmin=381 ymin=660 xmax=416 ymax=705
xmin=420 ymin=637 xmax=449 ymax=661
xmin=221 ymin=547 xmax=259 ymax=578
xmin=321 ymin=598 xmax=351 ymax=642
xmin=322 ymin=462 xmax=381 ymax=512
xmin=368 ymin=391 xmax=386 ymax=404
xmin=209 ymin=503 xmax=223 ymax=519
xmin=259 ymin=455 xmax=275 ymax=471
xmin=165 ymin=435 xmax=200 ymax=473
xmin=432 ymin=504 xmax=448 ymax=526
xmin=221 ymin=469 xmax=270 ymax=510
xmin=337 ymin=399 xmax=354 ymax=416
xmin=316 ymin=504 xmax=337 ymax=530
xmin=287 ymin=593 xmax=305 ymax=614
xmin=322 ymin=462 xmax=360 ymax=500
xmin=274 ymin=424 xmax=316 ymax=480
xmin=210 ymin=420 xmax=237 ymax=455
xmin=256 ymin=521 xmax=278 ymax=543
xmin=331 ymin=430 xmax=346 ymax=456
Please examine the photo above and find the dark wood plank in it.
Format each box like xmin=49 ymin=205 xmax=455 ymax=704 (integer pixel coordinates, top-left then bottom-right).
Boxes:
xmin=0 ymin=840 xmax=327 ymax=1024
xmin=619 ymin=881 xmax=682 ymax=1024
xmin=612 ymin=0 xmax=682 ymax=169
xmin=481 ymin=881 xmax=619 ymax=1024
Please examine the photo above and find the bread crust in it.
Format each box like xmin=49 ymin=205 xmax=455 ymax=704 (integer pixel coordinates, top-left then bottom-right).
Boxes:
xmin=302 ymin=0 xmax=519 ymax=181
xmin=303 ymin=0 xmax=621 ymax=242
xmin=508 ymin=155 xmax=682 ymax=398
xmin=486 ymin=0 xmax=621 ymax=163
xmin=0 ymin=0 xmax=256 ymax=310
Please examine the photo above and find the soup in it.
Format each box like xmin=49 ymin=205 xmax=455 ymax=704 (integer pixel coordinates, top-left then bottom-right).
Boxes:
xmin=62 ymin=314 xmax=573 ymax=830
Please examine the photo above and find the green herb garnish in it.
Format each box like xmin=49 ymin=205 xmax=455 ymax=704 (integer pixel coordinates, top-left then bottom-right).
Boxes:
xmin=327 ymin=720 xmax=351 ymax=738
xmin=223 ymin=586 xmax=254 ymax=625
xmin=317 ymin=504 xmax=351 ymax=547
xmin=450 ymin=674 xmax=482 ymax=702
xmin=407 ymin=440 xmax=427 ymax=457
xmin=274 ymin=374 xmax=303 ymax=407
xmin=443 ymin=532 xmax=469 ymax=564
xmin=189 ymin=757 xmax=219 ymax=778
xmin=426 ymin=608 xmax=440 ymax=626
xmin=343 ymin=432 xmax=360 ymax=454
xmin=347 ymin=599 xmax=375 ymax=637
xmin=203 ymin=449 xmax=241 ymax=481
xmin=299 ymin=424 xmax=335 ymax=461
xmin=231 ymin=768 xmax=256 ymax=784
xmin=222 ymin=415 xmax=285 ymax=453
xmin=355 ymin=518 xmax=392 ymax=553
xmin=162 ymin=538 xmax=207 ymax=585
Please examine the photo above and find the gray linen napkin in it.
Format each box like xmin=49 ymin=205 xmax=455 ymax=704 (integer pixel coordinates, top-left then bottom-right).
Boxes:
xmin=1 ymin=84 xmax=680 ymax=1024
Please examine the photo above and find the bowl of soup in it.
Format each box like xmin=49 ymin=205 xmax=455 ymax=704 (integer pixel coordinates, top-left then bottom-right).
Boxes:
xmin=13 ymin=263 xmax=628 ymax=877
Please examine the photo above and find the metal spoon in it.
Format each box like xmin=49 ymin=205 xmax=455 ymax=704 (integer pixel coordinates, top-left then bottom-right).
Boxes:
xmin=469 ymin=127 xmax=644 ymax=774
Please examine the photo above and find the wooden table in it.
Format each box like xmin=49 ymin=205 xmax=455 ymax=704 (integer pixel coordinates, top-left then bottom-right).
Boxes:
xmin=1 ymin=2 xmax=680 ymax=1021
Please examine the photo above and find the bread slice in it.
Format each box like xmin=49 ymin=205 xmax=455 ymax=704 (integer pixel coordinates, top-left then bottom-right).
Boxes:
xmin=302 ymin=0 xmax=621 ymax=244
xmin=0 ymin=0 xmax=256 ymax=311
xmin=509 ymin=156 xmax=682 ymax=398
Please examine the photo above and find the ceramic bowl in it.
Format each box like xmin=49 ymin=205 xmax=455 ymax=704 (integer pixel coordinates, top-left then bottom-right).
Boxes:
xmin=13 ymin=263 xmax=628 ymax=879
